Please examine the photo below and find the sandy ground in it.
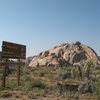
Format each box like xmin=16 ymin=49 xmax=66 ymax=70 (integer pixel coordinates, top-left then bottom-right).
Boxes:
xmin=0 ymin=90 xmax=97 ymax=100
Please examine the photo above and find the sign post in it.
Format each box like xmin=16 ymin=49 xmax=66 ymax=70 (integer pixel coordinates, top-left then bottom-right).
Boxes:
xmin=2 ymin=59 xmax=8 ymax=87
xmin=1 ymin=41 xmax=26 ymax=87
xmin=17 ymin=59 xmax=21 ymax=86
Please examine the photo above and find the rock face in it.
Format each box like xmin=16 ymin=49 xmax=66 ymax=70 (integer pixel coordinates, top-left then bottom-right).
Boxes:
xmin=98 ymin=56 xmax=100 ymax=61
xmin=25 ymin=57 xmax=33 ymax=66
xmin=29 ymin=41 xmax=99 ymax=67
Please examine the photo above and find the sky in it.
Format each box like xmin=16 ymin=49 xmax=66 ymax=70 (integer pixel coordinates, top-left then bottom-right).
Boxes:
xmin=0 ymin=0 xmax=100 ymax=57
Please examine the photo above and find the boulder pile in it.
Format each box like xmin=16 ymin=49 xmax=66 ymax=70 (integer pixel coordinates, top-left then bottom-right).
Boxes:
xmin=29 ymin=41 xmax=99 ymax=67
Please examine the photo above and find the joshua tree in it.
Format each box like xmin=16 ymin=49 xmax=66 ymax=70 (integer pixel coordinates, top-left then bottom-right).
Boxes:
xmin=77 ymin=65 xmax=83 ymax=80
xmin=85 ymin=60 xmax=93 ymax=79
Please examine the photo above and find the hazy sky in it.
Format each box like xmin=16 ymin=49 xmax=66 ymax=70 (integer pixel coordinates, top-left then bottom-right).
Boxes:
xmin=0 ymin=0 xmax=100 ymax=57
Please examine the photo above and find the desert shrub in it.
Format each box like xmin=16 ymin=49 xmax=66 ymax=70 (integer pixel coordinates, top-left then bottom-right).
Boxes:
xmin=28 ymin=88 xmax=45 ymax=99
xmin=95 ymin=71 xmax=100 ymax=75
xmin=55 ymin=67 xmax=78 ymax=80
xmin=31 ymin=79 xmax=46 ymax=89
xmin=21 ymin=74 xmax=32 ymax=82
xmin=15 ymin=95 xmax=21 ymax=98
xmin=60 ymin=71 xmax=72 ymax=80
xmin=0 ymin=87 xmax=5 ymax=91
xmin=0 ymin=92 xmax=12 ymax=98
xmin=85 ymin=60 xmax=94 ymax=79
xmin=22 ymin=78 xmax=46 ymax=92
xmin=86 ymin=60 xmax=93 ymax=66
xmin=95 ymin=66 xmax=100 ymax=70
xmin=21 ymin=73 xmax=34 ymax=91
xmin=50 ymin=82 xmax=79 ymax=98
xmin=21 ymin=67 xmax=34 ymax=76
xmin=31 ymin=67 xmax=50 ymax=77
xmin=78 ymin=80 xmax=94 ymax=93
xmin=28 ymin=91 xmax=38 ymax=99
xmin=38 ymin=68 xmax=49 ymax=77
xmin=60 ymin=61 xmax=70 ymax=67
xmin=6 ymin=66 xmax=17 ymax=77
xmin=93 ymin=82 xmax=100 ymax=100
xmin=5 ymin=79 xmax=18 ymax=90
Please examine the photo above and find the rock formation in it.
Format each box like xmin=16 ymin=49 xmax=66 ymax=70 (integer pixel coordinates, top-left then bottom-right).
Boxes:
xmin=98 ymin=56 xmax=100 ymax=61
xmin=29 ymin=41 xmax=99 ymax=67
xmin=25 ymin=56 xmax=33 ymax=66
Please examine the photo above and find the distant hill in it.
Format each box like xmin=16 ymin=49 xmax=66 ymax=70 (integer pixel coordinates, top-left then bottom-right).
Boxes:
xmin=29 ymin=41 xmax=99 ymax=67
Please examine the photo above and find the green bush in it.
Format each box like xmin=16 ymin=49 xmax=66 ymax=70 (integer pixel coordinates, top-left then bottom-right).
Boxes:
xmin=85 ymin=60 xmax=94 ymax=79
xmin=22 ymin=78 xmax=46 ymax=92
xmin=38 ymin=68 xmax=49 ymax=77
xmin=6 ymin=79 xmax=18 ymax=90
xmin=86 ymin=60 xmax=93 ymax=67
xmin=21 ymin=74 xmax=32 ymax=82
xmin=93 ymin=82 xmax=100 ymax=100
xmin=95 ymin=66 xmax=100 ymax=70
xmin=30 ymin=67 xmax=49 ymax=77
xmin=28 ymin=88 xmax=45 ymax=99
xmin=55 ymin=67 xmax=78 ymax=80
xmin=31 ymin=79 xmax=46 ymax=89
xmin=0 ymin=92 xmax=12 ymax=98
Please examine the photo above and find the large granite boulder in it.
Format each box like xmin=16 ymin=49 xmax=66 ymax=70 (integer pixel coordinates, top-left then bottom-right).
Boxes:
xmin=29 ymin=41 xmax=99 ymax=67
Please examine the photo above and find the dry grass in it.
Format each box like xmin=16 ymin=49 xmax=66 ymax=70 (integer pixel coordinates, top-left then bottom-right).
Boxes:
xmin=0 ymin=65 xmax=100 ymax=100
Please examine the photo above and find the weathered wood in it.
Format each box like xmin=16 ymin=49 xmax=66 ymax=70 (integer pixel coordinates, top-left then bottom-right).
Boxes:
xmin=2 ymin=59 xmax=8 ymax=87
xmin=1 ymin=41 xmax=26 ymax=88
xmin=0 ymin=62 xmax=25 ymax=66
xmin=17 ymin=59 xmax=21 ymax=86
xmin=2 ymin=41 xmax=26 ymax=59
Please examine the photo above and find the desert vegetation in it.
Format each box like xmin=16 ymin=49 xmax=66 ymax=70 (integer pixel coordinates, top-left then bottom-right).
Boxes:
xmin=0 ymin=61 xmax=100 ymax=100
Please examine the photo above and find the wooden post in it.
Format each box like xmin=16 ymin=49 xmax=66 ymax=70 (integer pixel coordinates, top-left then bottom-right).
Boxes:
xmin=17 ymin=59 xmax=21 ymax=86
xmin=2 ymin=59 xmax=8 ymax=88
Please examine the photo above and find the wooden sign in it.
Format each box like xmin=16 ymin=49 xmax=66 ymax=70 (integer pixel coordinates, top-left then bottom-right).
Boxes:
xmin=2 ymin=41 xmax=26 ymax=59
xmin=1 ymin=41 xmax=26 ymax=87
xmin=0 ymin=62 xmax=25 ymax=66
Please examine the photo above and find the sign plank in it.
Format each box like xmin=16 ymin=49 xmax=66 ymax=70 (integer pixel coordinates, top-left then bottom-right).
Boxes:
xmin=0 ymin=62 xmax=25 ymax=66
xmin=2 ymin=41 xmax=26 ymax=59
